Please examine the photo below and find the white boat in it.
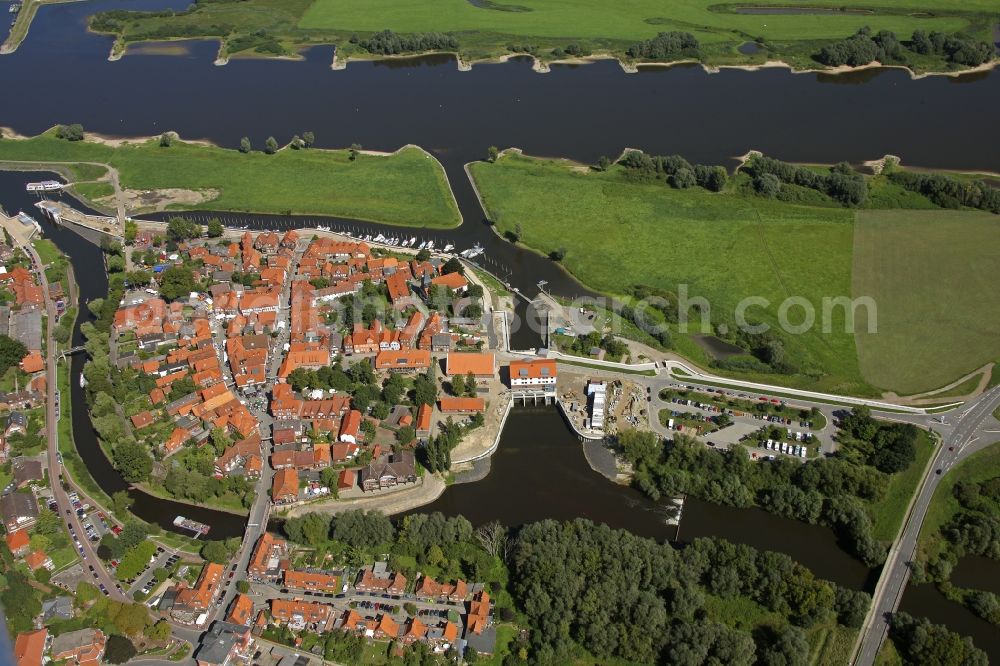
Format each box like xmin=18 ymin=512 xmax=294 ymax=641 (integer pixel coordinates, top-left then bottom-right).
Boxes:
xmin=417 ymin=241 xmax=427 ymax=250
xmin=465 ymin=243 xmax=485 ymax=258
xmin=426 ymin=241 xmax=435 ymax=249
xmin=408 ymin=237 xmax=417 ymax=246
xmin=443 ymin=244 xmax=454 ymax=252
xmin=173 ymin=516 xmax=210 ymax=536
xmin=374 ymin=234 xmax=385 ymax=243
xmin=79 ymin=373 xmax=87 ymax=388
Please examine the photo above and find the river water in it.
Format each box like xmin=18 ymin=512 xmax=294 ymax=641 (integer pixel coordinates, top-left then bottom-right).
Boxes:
xmin=2 ymin=0 xmax=1000 ymax=649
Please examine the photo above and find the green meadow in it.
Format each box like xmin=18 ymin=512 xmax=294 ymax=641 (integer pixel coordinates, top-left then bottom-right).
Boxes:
xmin=0 ymin=131 xmax=460 ymax=228
xmin=470 ymin=153 xmax=865 ymax=394
xmin=470 ymin=153 xmax=1000 ymax=395
xmin=852 ymin=209 xmax=1000 ymax=394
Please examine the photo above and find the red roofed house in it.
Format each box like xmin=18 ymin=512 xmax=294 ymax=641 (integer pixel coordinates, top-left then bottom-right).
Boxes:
xmin=19 ymin=352 xmax=44 ymax=374
xmin=415 ymin=404 xmax=432 ymax=437
xmin=13 ymin=628 xmax=48 ymax=666
xmin=5 ymin=529 xmax=30 ymax=557
xmin=445 ymin=352 xmax=495 ymax=378
xmin=374 ymin=349 xmax=431 ymax=373
xmin=430 ymin=272 xmax=468 ymax=293
xmin=271 ymin=468 xmax=299 ymax=504
xmin=50 ymin=628 xmax=106 ymax=666
xmin=508 ymin=359 xmax=557 ymax=387
xmin=438 ymin=397 xmax=486 ymax=414
xmin=339 ymin=410 xmax=362 ymax=444
xmin=25 ymin=550 xmax=53 ymax=572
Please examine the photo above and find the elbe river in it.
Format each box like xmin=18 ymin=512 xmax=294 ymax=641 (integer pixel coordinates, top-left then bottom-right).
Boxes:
xmin=1 ymin=0 xmax=999 ymax=654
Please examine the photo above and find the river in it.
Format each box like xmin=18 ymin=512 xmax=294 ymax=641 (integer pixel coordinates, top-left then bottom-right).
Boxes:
xmin=3 ymin=0 xmax=1000 ymax=650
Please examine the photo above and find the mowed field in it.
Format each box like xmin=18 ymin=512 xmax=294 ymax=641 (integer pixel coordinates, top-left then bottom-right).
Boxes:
xmin=0 ymin=132 xmax=460 ymax=228
xmin=299 ymin=0 xmax=975 ymax=44
xmin=469 ymin=154 xmax=867 ymax=394
xmin=852 ymin=209 xmax=1000 ymax=394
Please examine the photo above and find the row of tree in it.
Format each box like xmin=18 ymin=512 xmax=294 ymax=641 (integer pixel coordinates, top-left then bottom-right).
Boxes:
xmin=626 ymin=31 xmax=699 ymax=60
xmin=621 ymin=149 xmax=729 ymax=192
xmin=817 ymin=27 xmax=993 ymax=68
xmin=744 ymin=154 xmax=868 ymax=206
xmin=888 ymin=170 xmax=1000 ymax=214
xmin=357 ymin=29 xmax=458 ymax=56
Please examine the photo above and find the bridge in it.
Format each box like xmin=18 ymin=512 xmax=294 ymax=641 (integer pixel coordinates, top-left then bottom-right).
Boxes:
xmin=59 ymin=346 xmax=86 ymax=357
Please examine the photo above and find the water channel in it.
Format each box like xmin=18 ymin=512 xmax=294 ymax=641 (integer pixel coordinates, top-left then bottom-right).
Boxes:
xmin=2 ymin=0 xmax=1000 ymax=650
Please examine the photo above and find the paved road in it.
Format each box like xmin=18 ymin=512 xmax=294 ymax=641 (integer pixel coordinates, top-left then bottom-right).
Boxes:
xmin=853 ymin=384 xmax=1000 ymax=665
xmin=20 ymin=236 xmax=125 ymax=600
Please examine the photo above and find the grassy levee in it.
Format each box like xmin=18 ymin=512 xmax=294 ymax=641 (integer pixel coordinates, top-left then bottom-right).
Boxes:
xmin=917 ymin=440 xmax=1000 ymax=563
xmin=0 ymin=131 xmax=461 ymax=228
xmin=470 ymin=153 xmax=870 ymax=395
xmin=868 ymin=429 xmax=936 ymax=542
xmin=853 ymin=209 xmax=1000 ymax=394
xmin=86 ymin=0 xmax=996 ymax=70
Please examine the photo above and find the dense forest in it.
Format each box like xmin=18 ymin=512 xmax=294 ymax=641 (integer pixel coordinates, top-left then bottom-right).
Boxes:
xmin=620 ymin=407 xmax=919 ymax=566
xmin=281 ymin=510 xmax=868 ymax=664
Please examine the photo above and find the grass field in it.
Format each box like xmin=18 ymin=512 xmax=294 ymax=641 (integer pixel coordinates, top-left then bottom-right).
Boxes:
xmin=87 ymin=0 xmax=994 ymax=69
xmin=471 ymin=153 xmax=870 ymax=394
xmin=0 ymin=131 xmax=460 ymax=228
xmin=918 ymin=440 xmax=1000 ymax=562
xmin=853 ymin=209 xmax=1000 ymax=394
xmin=868 ymin=429 xmax=935 ymax=542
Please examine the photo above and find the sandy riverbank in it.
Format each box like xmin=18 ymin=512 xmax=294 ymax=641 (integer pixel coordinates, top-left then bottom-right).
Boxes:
xmin=281 ymin=474 xmax=447 ymax=518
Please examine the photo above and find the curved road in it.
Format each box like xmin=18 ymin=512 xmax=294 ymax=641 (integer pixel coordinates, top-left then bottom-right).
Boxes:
xmin=853 ymin=384 xmax=1000 ymax=665
xmin=18 ymin=234 xmax=124 ymax=600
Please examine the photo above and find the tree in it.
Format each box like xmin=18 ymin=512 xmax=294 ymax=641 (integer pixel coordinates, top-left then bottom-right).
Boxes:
xmin=290 ymin=134 xmax=304 ymax=149
xmin=239 ymin=136 xmax=251 ymax=153
xmin=111 ymin=490 xmax=133 ymax=516
xmin=158 ymin=265 xmax=196 ymax=300
xmin=265 ymin=136 xmax=278 ymax=154
xmin=451 ymin=373 xmax=466 ymax=396
xmin=397 ymin=425 xmax=415 ymax=445
xmin=302 ymin=131 xmax=315 ymax=147
xmin=207 ymin=218 xmax=224 ymax=237
xmin=105 ymin=636 xmax=138 ymax=664
xmin=330 ymin=510 xmax=394 ymax=551
xmin=165 ymin=216 xmax=200 ymax=242
xmin=349 ymin=143 xmax=362 ymax=161
xmin=237 ymin=580 xmax=250 ymax=593
xmin=671 ymin=167 xmax=697 ymax=189
xmin=596 ymin=155 xmax=611 ymax=171
xmin=889 ymin=612 xmax=987 ymax=665
xmin=0 ymin=335 xmax=28 ymax=374
xmin=148 ymin=619 xmax=171 ymax=643
xmin=123 ymin=219 xmax=138 ymax=243
xmin=159 ymin=132 xmax=173 ymax=147
xmin=465 ymin=371 xmax=478 ymax=397
xmin=56 ymin=123 xmax=85 ymax=141
xmin=201 ymin=540 xmax=230 ymax=563
xmin=113 ymin=440 xmax=152 ymax=482
xmin=441 ymin=257 xmax=464 ymax=275
xmin=550 ymin=246 xmax=567 ymax=261
xmin=753 ymin=173 xmax=782 ymax=197
xmin=382 ymin=373 xmax=405 ymax=405
xmin=487 ymin=146 xmax=499 ymax=162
